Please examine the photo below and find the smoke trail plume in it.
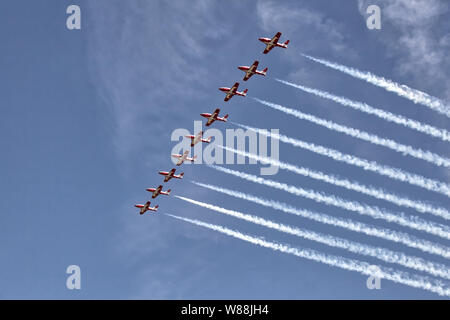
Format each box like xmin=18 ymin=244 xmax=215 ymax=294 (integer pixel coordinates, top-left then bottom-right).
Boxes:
xmin=215 ymin=141 xmax=450 ymax=220
xmin=174 ymin=195 xmax=450 ymax=280
xmin=253 ymin=98 xmax=450 ymax=167
xmin=234 ymin=123 xmax=450 ymax=197
xmin=167 ymin=214 xmax=450 ymax=297
xmin=191 ymin=181 xmax=450 ymax=259
xmin=275 ymin=78 xmax=450 ymax=142
xmin=301 ymin=53 xmax=450 ymax=119
xmin=210 ymin=161 xmax=450 ymax=240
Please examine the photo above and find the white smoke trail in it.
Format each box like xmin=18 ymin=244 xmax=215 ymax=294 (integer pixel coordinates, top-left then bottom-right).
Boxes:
xmin=275 ymin=78 xmax=450 ymax=142
xmin=301 ymin=53 xmax=450 ymax=119
xmin=174 ymin=195 xmax=450 ymax=280
xmin=215 ymin=143 xmax=450 ymax=220
xmin=191 ymin=181 xmax=450 ymax=259
xmin=167 ymin=214 xmax=450 ymax=297
xmin=210 ymin=161 xmax=450 ymax=241
xmin=253 ymin=98 xmax=450 ymax=167
xmin=235 ymin=123 xmax=450 ymax=197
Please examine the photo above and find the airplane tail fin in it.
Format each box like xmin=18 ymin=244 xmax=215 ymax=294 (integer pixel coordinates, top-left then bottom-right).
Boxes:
xmin=262 ymin=67 xmax=268 ymax=75
xmin=206 ymin=136 xmax=212 ymax=143
xmin=284 ymin=40 xmax=290 ymax=46
xmin=224 ymin=114 xmax=229 ymax=120
xmin=180 ymin=172 xmax=184 ymax=177
xmin=155 ymin=205 xmax=159 ymax=210
xmin=243 ymin=89 xmax=248 ymax=96
xmin=167 ymin=189 xmax=171 ymax=194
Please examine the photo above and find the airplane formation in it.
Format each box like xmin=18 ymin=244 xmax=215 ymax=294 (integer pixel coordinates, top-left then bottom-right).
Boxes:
xmin=134 ymin=32 xmax=289 ymax=214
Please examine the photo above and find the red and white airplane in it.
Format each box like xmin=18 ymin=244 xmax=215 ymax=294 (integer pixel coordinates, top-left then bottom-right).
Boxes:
xmin=171 ymin=150 xmax=197 ymax=166
xmin=146 ymin=185 xmax=171 ymax=199
xmin=135 ymin=201 xmax=158 ymax=215
xmin=238 ymin=60 xmax=268 ymax=81
xmin=259 ymin=32 xmax=289 ymax=54
xmin=185 ymin=131 xmax=212 ymax=147
xmin=158 ymin=168 xmax=184 ymax=182
xmin=200 ymin=108 xmax=228 ymax=127
xmin=219 ymin=82 xmax=248 ymax=102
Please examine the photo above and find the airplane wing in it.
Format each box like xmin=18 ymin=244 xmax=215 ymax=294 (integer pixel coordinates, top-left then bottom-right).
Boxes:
xmin=263 ymin=46 xmax=273 ymax=54
xmin=272 ymin=32 xmax=281 ymax=42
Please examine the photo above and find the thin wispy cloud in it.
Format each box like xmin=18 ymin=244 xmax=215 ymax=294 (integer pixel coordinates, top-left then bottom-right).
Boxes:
xmin=86 ymin=1 xmax=235 ymax=173
xmin=357 ymin=0 xmax=450 ymax=98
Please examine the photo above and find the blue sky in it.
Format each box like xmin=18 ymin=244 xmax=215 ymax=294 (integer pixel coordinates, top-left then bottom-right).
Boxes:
xmin=0 ymin=0 xmax=449 ymax=299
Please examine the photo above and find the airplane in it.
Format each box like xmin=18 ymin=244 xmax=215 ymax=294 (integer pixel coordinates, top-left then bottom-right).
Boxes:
xmin=146 ymin=185 xmax=171 ymax=199
xmin=238 ymin=60 xmax=268 ymax=81
xmin=219 ymin=82 xmax=248 ymax=102
xmin=258 ymin=32 xmax=289 ymax=54
xmin=185 ymin=131 xmax=213 ymax=147
xmin=134 ymin=201 xmax=158 ymax=215
xmin=200 ymin=108 xmax=228 ymax=127
xmin=171 ymin=150 xmax=197 ymax=166
xmin=158 ymin=168 xmax=184 ymax=182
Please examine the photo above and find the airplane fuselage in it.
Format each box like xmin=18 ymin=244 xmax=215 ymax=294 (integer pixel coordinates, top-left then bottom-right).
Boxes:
xmin=265 ymin=42 xmax=275 ymax=52
xmin=191 ymin=134 xmax=202 ymax=146
xmin=152 ymin=187 xmax=161 ymax=198
xmin=160 ymin=170 xmax=174 ymax=182
xmin=246 ymin=67 xmax=255 ymax=79
xmin=207 ymin=115 xmax=215 ymax=125
xmin=226 ymin=88 xmax=236 ymax=99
